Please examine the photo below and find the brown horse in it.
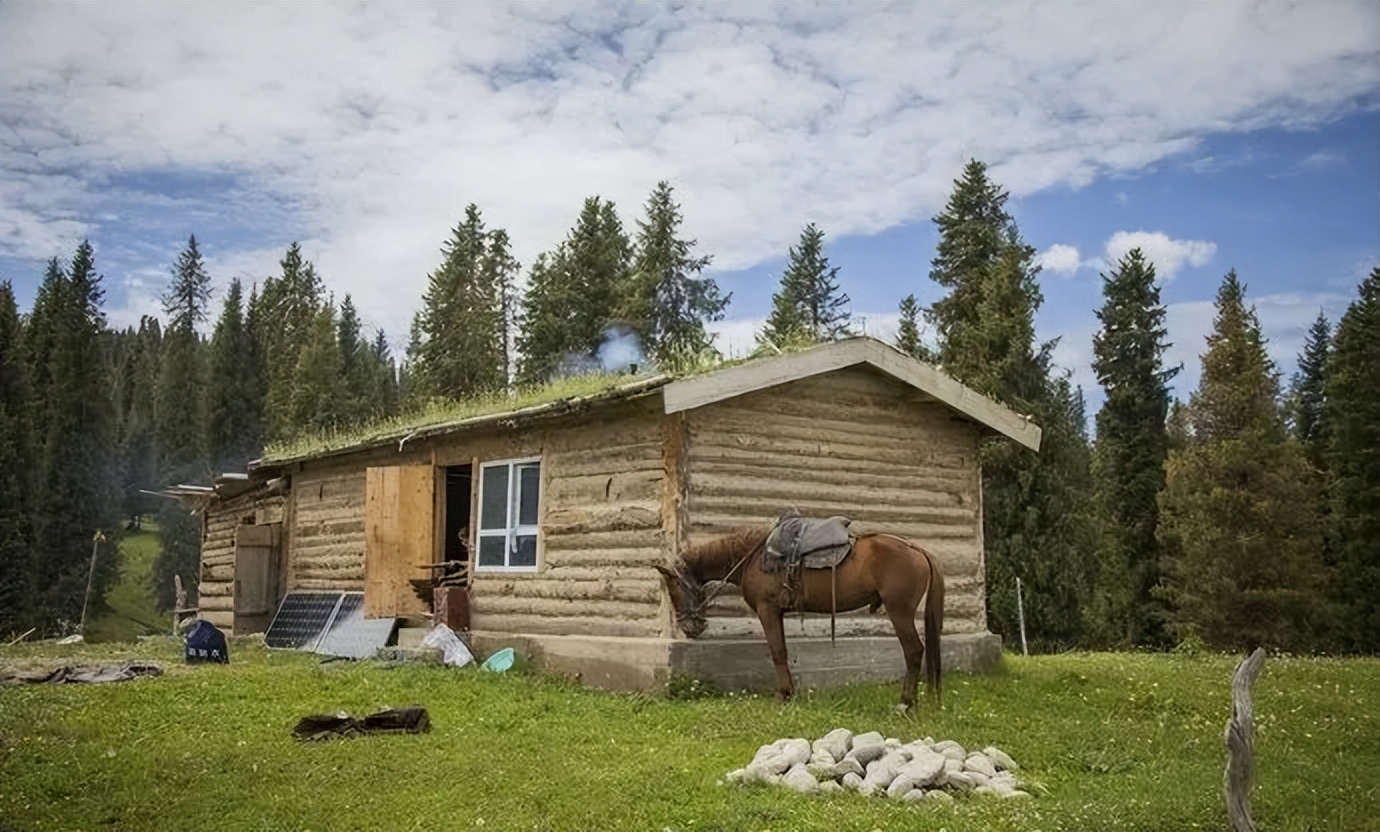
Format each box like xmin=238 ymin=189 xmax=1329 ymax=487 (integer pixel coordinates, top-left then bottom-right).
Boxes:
xmin=655 ymin=525 xmax=945 ymax=710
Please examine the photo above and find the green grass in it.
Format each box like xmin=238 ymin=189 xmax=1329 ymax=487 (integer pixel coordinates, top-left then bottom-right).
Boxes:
xmin=83 ymin=521 xmax=164 ymax=644
xmin=263 ymin=370 xmax=666 ymax=464
xmin=1 ymin=642 xmax=1375 ymax=832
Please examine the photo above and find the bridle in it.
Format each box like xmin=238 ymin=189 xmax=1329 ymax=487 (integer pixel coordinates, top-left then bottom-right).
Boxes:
xmin=687 ymin=536 xmax=765 ymax=617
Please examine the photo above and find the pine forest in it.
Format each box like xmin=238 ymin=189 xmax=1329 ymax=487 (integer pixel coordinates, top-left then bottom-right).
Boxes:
xmin=0 ymin=171 xmax=1375 ymax=657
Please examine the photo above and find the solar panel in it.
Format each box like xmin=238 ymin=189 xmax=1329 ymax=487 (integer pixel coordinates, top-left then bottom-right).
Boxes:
xmin=314 ymin=593 xmax=396 ymax=659
xmin=264 ymin=591 xmax=345 ymax=650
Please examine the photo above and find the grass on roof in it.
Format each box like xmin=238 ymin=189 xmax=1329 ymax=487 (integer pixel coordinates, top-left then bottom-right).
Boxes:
xmin=259 ymin=339 xmax=836 ymax=465
xmin=261 ymin=370 xmax=665 ymax=464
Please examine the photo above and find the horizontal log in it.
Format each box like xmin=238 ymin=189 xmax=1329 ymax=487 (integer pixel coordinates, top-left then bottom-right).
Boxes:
xmin=690 ymin=431 xmax=970 ymax=471
xmin=291 ymin=578 xmax=365 ymax=592
xmin=468 ymin=612 xmax=661 ymax=639
xmin=480 ymin=578 xmax=660 ymax=605
xmin=544 ymin=472 xmax=662 ymax=504
xmin=543 ymin=503 xmax=661 ymax=535
xmin=689 ymin=458 xmax=974 ymax=500
xmin=688 ymin=472 xmax=967 ymax=510
xmin=542 ymin=565 xmax=666 ymax=582
xmin=467 ymin=595 xmax=658 ymax=620
xmin=690 ymin=407 xmax=972 ymax=453
xmin=537 ymin=546 xmax=665 ymax=568
xmin=686 ymin=496 xmax=974 ymax=527
xmin=540 ymin=528 xmax=662 ymax=551
xmin=198 ymin=595 xmax=233 ymax=612
xmin=198 ymin=582 xmax=232 ymax=598
xmin=203 ymin=565 xmax=234 ymax=581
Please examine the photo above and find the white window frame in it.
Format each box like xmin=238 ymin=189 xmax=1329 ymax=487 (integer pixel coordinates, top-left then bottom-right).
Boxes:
xmin=475 ymin=457 xmax=542 ymax=573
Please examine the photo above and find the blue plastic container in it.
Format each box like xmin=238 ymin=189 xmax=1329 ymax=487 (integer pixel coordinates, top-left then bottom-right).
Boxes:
xmin=481 ymin=647 xmax=515 ymax=672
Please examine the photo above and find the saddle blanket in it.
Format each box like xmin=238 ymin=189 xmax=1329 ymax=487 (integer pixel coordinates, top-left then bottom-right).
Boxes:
xmin=763 ymin=510 xmax=852 ymax=572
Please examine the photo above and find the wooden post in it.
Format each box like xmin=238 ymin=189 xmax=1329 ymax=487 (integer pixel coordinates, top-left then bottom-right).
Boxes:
xmin=173 ymin=575 xmax=187 ymax=635
xmin=79 ymin=531 xmax=106 ymax=636
xmin=1015 ymin=577 xmax=1028 ymax=656
xmin=1225 ymin=647 xmax=1267 ymax=832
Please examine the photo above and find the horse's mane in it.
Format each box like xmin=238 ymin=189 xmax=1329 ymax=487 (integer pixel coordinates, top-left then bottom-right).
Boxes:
xmin=682 ymin=525 xmax=769 ymax=575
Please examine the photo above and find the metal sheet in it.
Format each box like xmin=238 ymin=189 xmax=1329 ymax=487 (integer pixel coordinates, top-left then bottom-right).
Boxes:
xmin=264 ymin=591 xmax=344 ymax=650
xmin=314 ymin=593 xmax=396 ymax=659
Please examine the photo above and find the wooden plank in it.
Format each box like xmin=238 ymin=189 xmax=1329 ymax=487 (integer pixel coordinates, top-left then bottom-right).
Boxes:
xmin=364 ymin=465 xmax=435 ymax=619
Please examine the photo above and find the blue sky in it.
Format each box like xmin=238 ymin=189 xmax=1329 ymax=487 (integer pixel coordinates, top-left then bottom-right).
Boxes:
xmin=1 ymin=2 xmax=1376 ymax=416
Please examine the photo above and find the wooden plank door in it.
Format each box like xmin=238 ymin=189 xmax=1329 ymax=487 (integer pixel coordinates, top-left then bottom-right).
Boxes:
xmin=364 ymin=465 xmax=435 ymax=619
xmin=234 ymin=523 xmax=281 ymax=634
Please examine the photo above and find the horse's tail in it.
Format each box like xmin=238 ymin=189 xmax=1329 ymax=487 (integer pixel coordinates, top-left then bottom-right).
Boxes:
xmin=922 ymin=547 xmax=944 ymax=704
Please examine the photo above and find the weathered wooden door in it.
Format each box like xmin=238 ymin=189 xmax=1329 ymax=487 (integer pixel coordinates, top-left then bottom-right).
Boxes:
xmin=234 ymin=523 xmax=281 ymax=634
xmin=364 ymin=465 xmax=435 ymax=619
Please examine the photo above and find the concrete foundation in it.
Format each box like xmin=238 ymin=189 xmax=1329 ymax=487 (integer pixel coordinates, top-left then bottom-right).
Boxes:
xmin=468 ymin=629 xmax=1002 ymax=693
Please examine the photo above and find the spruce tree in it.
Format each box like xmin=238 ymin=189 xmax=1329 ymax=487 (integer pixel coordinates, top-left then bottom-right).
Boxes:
xmin=368 ymin=328 xmax=400 ymax=419
xmin=485 ymin=229 xmax=521 ymax=387
xmin=118 ymin=317 xmax=161 ymax=526
xmin=515 ymin=251 xmax=572 ymax=385
xmin=758 ymin=223 xmax=850 ymax=350
xmin=153 ymin=237 xmax=212 ymax=610
xmin=30 ymin=242 xmax=122 ymax=630
xmin=923 ymin=160 xmax=1095 ymax=649
xmin=257 ymin=243 xmax=325 ymax=440
xmin=335 ymin=295 xmax=370 ymax=426
xmin=206 ymin=279 xmax=264 ymax=473
xmin=290 ymin=304 xmax=345 ymax=433
xmin=626 ymin=181 xmax=728 ymax=365
xmin=1289 ymin=312 xmax=1332 ymax=472
xmin=409 ymin=206 xmax=507 ymax=399
xmin=0 ymin=281 xmax=36 ymax=634
xmin=1158 ymin=271 xmax=1323 ymax=651
xmin=894 ymin=294 xmax=931 ymax=361
xmin=1089 ymin=249 xmax=1179 ymax=648
xmin=1325 ymin=267 xmax=1380 ymax=653
xmin=155 ymin=236 xmax=210 ymax=483
xmin=517 ymin=197 xmax=631 ymax=385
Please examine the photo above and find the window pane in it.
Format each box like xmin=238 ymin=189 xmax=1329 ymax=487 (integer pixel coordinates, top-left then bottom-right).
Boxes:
xmin=478 ymin=536 xmax=506 ymax=567
xmin=480 ymin=466 xmax=509 ymax=530
xmin=517 ymin=463 xmax=541 ymax=526
xmin=512 ymin=534 xmax=537 ymax=568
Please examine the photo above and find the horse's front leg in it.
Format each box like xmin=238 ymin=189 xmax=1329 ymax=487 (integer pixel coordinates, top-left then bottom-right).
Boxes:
xmin=755 ymin=604 xmax=794 ymax=701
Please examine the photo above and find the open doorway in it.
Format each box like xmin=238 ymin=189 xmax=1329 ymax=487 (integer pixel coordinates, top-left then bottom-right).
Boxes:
xmin=442 ymin=464 xmax=472 ymax=583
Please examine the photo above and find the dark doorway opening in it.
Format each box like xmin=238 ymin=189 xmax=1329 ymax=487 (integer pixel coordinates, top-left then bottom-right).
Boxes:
xmin=443 ymin=465 xmax=472 ymax=581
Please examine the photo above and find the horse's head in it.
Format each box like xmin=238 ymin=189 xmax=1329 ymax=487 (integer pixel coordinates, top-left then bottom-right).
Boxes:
xmin=654 ymin=563 xmax=709 ymax=639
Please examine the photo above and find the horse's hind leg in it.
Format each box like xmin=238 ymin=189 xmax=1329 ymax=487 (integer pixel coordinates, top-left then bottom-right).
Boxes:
xmin=884 ymin=603 xmax=924 ymax=710
xmin=754 ymin=604 xmax=794 ymax=701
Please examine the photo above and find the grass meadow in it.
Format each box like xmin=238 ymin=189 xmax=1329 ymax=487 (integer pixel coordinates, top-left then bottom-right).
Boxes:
xmin=1 ymin=637 xmax=1375 ymax=832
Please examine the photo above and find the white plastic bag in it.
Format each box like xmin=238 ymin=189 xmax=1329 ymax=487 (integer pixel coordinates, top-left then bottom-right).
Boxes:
xmin=420 ymin=623 xmax=474 ymax=668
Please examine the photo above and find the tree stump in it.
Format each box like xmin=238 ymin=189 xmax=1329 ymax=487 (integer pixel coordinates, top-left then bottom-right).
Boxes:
xmin=1225 ymin=647 xmax=1266 ymax=832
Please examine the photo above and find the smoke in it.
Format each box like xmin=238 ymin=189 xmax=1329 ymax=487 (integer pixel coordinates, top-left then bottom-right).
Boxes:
xmin=596 ymin=326 xmax=649 ymax=374
xmin=551 ymin=326 xmax=654 ymax=381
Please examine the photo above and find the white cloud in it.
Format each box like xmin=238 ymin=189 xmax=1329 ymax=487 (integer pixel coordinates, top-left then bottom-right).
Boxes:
xmin=0 ymin=2 xmax=1375 ymax=337
xmin=1104 ymin=231 xmax=1217 ymax=281
xmin=1035 ymin=244 xmax=1085 ymax=277
xmin=1300 ymin=150 xmax=1345 ymax=169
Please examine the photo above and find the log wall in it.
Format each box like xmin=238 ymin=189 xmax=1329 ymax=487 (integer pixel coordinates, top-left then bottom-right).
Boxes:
xmin=684 ymin=367 xmax=987 ymax=637
xmin=197 ymin=489 xmax=286 ymax=628
xmin=269 ymin=394 xmax=670 ymax=637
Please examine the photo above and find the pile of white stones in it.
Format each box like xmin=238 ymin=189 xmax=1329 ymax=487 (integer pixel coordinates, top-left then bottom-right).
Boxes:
xmin=725 ymin=729 xmax=1028 ymax=802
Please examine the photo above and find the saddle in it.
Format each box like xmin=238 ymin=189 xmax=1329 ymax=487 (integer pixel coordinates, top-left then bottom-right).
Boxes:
xmin=763 ymin=510 xmax=854 ymax=638
xmin=763 ymin=510 xmax=853 ymax=573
